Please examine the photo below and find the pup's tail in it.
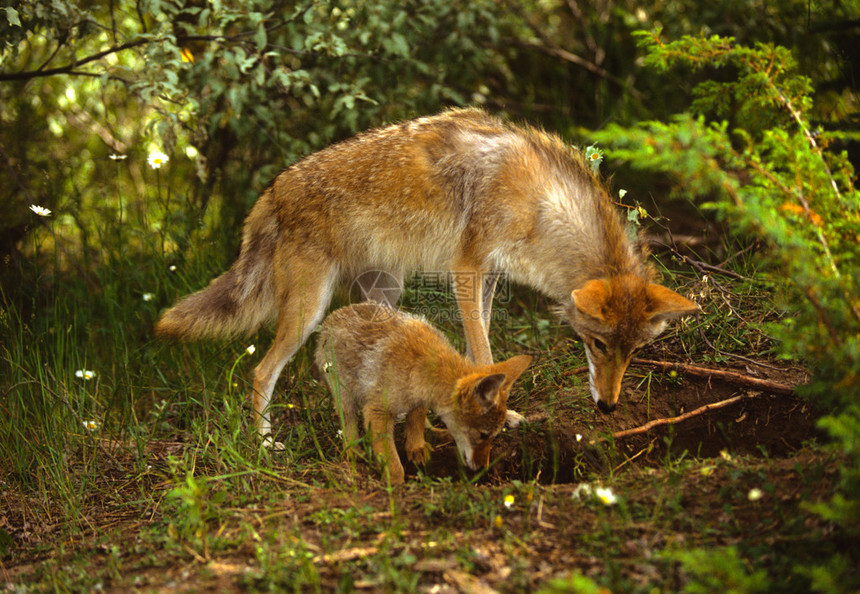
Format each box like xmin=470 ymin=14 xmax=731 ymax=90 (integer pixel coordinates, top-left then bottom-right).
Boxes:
xmin=155 ymin=224 xmax=278 ymax=341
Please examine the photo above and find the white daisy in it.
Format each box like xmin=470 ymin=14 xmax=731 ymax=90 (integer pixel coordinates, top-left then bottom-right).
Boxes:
xmin=147 ymin=150 xmax=169 ymax=169
xmin=75 ymin=369 xmax=96 ymax=380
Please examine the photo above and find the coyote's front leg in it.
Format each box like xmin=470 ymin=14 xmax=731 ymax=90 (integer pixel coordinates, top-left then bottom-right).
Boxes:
xmin=453 ymin=265 xmax=525 ymax=428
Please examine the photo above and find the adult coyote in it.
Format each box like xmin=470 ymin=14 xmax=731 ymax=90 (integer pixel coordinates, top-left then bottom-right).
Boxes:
xmin=156 ymin=109 xmax=697 ymax=440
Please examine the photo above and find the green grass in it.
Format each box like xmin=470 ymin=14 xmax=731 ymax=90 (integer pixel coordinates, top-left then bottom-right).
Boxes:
xmin=0 ymin=210 xmax=852 ymax=592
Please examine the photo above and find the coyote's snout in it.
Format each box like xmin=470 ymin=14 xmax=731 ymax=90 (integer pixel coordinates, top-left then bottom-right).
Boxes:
xmin=566 ymin=276 xmax=698 ymax=413
xmin=155 ymin=108 xmax=697 ymax=440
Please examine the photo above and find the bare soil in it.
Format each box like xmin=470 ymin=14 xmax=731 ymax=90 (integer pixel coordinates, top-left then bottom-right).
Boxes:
xmin=416 ymin=358 xmax=820 ymax=486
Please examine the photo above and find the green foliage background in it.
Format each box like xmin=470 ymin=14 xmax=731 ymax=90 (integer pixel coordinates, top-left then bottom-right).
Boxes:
xmin=1 ymin=0 xmax=858 ymax=590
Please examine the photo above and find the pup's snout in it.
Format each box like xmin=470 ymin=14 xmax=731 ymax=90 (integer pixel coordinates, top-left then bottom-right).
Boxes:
xmin=597 ymin=400 xmax=616 ymax=414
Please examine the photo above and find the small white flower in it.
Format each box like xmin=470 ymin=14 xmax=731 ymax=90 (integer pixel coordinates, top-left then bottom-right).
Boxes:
xmin=142 ymin=293 xmax=154 ymax=302
xmin=323 ymin=361 xmax=333 ymax=373
xmin=82 ymin=420 xmax=100 ymax=431
xmin=336 ymin=429 xmax=343 ymax=440
xmin=75 ymin=369 xmax=96 ymax=380
xmin=109 ymin=153 xmax=127 ymax=161
xmin=572 ymin=483 xmax=593 ymax=500
xmin=147 ymin=150 xmax=169 ymax=169
xmin=595 ymin=486 xmax=618 ymax=506
xmin=503 ymin=494 xmax=515 ymax=509
xmin=748 ymin=488 xmax=764 ymax=502
xmin=246 ymin=344 xmax=256 ymax=355
xmin=575 ymin=433 xmax=583 ymax=442
xmin=168 ymin=265 xmax=177 ymax=272
xmin=29 ymin=204 xmax=51 ymax=217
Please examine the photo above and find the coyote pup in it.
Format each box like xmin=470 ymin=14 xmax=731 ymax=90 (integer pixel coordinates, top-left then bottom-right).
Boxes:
xmin=315 ymin=303 xmax=532 ymax=484
xmin=156 ymin=108 xmax=697 ymax=442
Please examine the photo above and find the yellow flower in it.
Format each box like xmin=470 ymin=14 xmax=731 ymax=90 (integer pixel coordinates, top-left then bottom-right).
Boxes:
xmin=595 ymin=486 xmax=618 ymax=506
xmin=503 ymin=494 xmax=515 ymax=509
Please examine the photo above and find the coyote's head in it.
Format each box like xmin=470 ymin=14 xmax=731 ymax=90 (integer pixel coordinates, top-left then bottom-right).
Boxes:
xmin=564 ymin=275 xmax=698 ymax=413
xmin=444 ymin=355 xmax=532 ymax=470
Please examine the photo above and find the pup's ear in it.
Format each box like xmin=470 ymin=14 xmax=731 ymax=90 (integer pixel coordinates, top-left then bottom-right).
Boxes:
xmin=474 ymin=374 xmax=506 ymax=410
xmin=645 ymin=284 xmax=699 ymax=321
xmin=493 ymin=354 xmax=532 ymax=387
xmin=571 ymin=279 xmax=610 ymax=321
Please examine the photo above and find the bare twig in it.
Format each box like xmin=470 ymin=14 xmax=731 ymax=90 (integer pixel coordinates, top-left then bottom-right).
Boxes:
xmin=631 ymin=358 xmax=797 ymax=395
xmin=561 ymin=366 xmax=589 ymax=377
xmin=679 ymin=253 xmax=749 ymax=281
xmin=612 ymin=393 xmax=749 ymax=439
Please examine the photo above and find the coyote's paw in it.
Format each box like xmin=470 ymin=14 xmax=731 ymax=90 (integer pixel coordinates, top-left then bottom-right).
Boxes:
xmin=505 ymin=409 xmax=526 ymax=428
xmin=262 ymin=436 xmax=286 ymax=451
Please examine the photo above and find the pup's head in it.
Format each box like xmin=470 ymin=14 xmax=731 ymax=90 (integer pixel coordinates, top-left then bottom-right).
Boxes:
xmin=564 ymin=275 xmax=698 ymax=413
xmin=444 ymin=354 xmax=532 ymax=470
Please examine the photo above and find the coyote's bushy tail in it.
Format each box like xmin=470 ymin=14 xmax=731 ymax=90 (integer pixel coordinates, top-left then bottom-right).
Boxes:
xmin=155 ymin=247 xmax=277 ymax=340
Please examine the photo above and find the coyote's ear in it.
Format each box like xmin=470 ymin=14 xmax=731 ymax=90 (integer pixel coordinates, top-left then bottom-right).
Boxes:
xmin=646 ymin=284 xmax=699 ymax=321
xmin=474 ymin=374 xmax=506 ymax=409
xmin=571 ymin=280 xmax=609 ymax=321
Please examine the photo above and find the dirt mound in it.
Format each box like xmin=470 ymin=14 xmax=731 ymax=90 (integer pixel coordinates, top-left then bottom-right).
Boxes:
xmin=403 ymin=360 xmax=820 ymax=484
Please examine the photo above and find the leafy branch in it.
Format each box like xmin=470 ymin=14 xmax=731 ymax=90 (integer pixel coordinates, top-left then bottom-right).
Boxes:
xmin=0 ymin=39 xmax=149 ymax=82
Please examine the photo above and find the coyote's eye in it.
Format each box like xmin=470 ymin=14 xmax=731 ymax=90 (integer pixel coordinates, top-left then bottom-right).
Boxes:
xmin=478 ymin=430 xmax=491 ymax=441
xmin=592 ymin=338 xmax=607 ymax=354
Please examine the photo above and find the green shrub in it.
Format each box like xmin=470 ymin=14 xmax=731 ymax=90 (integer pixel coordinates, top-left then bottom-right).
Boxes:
xmin=592 ymin=29 xmax=860 ymax=589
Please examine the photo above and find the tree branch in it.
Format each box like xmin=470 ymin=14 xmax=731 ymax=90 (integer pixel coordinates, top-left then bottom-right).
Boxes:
xmin=0 ymin=39 xmax=149 ymax=82
xmin=612 ymin=393 xmax=750 ymax=439
xmin=631 ymin=358 xmax=797 ymax=395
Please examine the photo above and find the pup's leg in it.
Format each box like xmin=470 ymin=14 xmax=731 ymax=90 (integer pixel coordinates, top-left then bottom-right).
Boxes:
xmin=404 ymin=406 xmax=431 ymax=465
xmin=364 ymin=405 xmax=404 ymax=485
xmin=340 ymin=395 xmax=361 ymax=459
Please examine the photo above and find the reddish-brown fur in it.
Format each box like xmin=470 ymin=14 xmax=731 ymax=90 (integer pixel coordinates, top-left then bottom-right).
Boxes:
xmin=155 ymin=108 xmax=697 ymax=439
xmin=315 ymin=303 xmax=532 ymax=484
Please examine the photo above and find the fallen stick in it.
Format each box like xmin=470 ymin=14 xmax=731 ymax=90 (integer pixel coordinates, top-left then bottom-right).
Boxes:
xmin=631 ymin=358 xmax=797 ymax=396
xmin=612 ymin=393 xmax=748 ymax=439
